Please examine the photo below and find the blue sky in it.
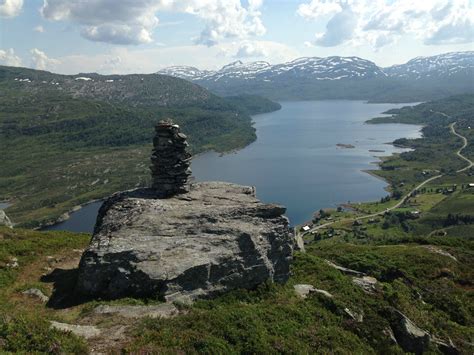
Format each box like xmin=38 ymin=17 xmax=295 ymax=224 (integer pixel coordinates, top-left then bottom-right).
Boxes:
xmin=0 ymin=0 xmax=473 ymax=74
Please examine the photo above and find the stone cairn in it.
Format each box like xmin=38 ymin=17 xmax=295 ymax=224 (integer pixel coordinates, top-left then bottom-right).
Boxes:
xmin=150 ymin=120 xmax=192 ymax=197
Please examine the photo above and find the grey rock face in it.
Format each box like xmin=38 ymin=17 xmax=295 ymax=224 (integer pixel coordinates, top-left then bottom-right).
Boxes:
xmin=325 ymin=260 xmax=365 ymax=276
xmin=50 ymin=321 xmax=101 ymax=339
xmin=150 ymin=121 xmax=191 ymax=197
xmin=0 ymin=210 xmax=12 ymax=228
xmin=352 ymin=276 xmax=378 ymax=294
xmin=93 ymin=304 xmax=179 ymax=319
xmin=390 ymin=310 xmax=431 ymax=354
xmin=22 ymin=288 xmax=49 ymax=303
xmin=76 ymin=182 xmax=292 ymax=301
xmin=293 ymin=284 xmax=333 ymax=299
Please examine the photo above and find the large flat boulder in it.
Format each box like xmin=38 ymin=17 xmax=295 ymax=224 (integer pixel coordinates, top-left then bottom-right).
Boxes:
xmin=76 ymin=182 xmax=293 ymax=301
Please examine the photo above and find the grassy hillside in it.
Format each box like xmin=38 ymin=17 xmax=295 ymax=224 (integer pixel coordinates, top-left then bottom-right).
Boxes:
xmin=0 ymin=66 xmax=280 ymax=228
xmin=224 ymin=94 xmax=282 ymax=115
xmin=0 ymin=224 xmax=471 ymax=353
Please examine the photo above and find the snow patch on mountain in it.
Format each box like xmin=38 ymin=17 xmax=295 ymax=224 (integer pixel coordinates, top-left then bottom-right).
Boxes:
xmin=156 ymin=51 xmax=474 ymax=83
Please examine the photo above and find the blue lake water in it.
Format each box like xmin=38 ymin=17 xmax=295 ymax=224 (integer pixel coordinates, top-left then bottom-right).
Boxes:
xmin=43 ymin=201 xmax=103 ymax=234
xmin=192 ymin=100 xmax=421 ymax=225
xmin=44 ymin=100 xmax=422 ymax=232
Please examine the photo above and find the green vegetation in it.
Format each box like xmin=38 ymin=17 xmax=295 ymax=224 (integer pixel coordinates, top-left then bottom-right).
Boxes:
xmin=224 ymin=94 xmax=282 ymax=115
xmin=0 ymin=314 xmax=88 ymax=354
xmin=0 ymin=227 xmax=90 ymax=353
xmin=0 ymin=66 xmax=280 ymax=227
xmin=0 ymin=227 xmax=471 ymax=353
xmin=365 ymin=95 xmax=474 ymax=196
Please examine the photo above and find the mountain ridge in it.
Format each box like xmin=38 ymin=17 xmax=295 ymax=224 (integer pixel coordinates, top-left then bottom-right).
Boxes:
xmin=157 ymin=51 xmax=474 ymax=102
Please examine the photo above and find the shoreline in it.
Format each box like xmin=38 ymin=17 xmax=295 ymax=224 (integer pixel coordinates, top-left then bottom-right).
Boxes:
xmin=37 ymin=199 xmax=103 ymax=231
xmin=361 ymin=169 xmax=391 ymax=193
xmin=300 ymin=120 xmax=423 ymax=227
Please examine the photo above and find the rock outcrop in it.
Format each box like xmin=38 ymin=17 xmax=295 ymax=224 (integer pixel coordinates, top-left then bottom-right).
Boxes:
xmin=76 ymin=120 xmax=292 ymax=301
xmin=50 ymin=321 xmax=101 ymax=339
xmin=22 ymin=288 xmax=49 ymax=303
xmin=352 ymin=276 xmax=378 ymax=294
xmin=390 ymin=310 xmax=431 ymax=354
xmin=76 ymin=182 xmax=292 ymax=301
xmin=389 ymin=310 xmax=459 ymax=355
xmin=0 ymin=210 xmax=12 ymax=228
xmin=293 ymin=284 xmax=333 ymax=299
xmin=93 ymin=304 xmax=179 ymax=319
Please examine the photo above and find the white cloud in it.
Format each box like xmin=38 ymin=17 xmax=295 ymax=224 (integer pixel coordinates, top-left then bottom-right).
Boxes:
xmin=298 ymin=0 xmax=474 ymax=48
xmin=0 ymin=0 xmax=23 ymax=17
xmin=81 ymin=24 xmax=153 ymax=45
xmin=30 ymin=48 xmax=61 ymax=70
xmin=39 ymin=40 xmax=298 ymax=75
xmin=41 ymin=0 xmax=266 ymax=46
xmin=234 ymin=41 xmax=268 ymax=58
xmin=313 ymin=5 xmax=357 ymax=47
xmin=0 ymin=48 xmax=22 ymax=66
xmin=34 ymin=25 xmax=45 ymax=33
xmin=41 ymin=0 xmax=161 ymax=45
xmin=229 ymin=40 xmax=298 ymax=62
xmin=99 ymin=55 xmax=122 ymax=72
xmin=297 ymin=0 xmax=341 ymax=19
xmin=181 ymin=0 xmax=266 ymax=46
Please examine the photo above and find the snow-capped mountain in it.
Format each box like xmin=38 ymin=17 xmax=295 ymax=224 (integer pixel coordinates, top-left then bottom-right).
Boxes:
xmin=157 ymin=56 xmax=386 ymax=82
xmin=385 ymin=51 xmax=474 ymax=79
xmin=210 ymin=60 xmax=271 ymax=81
xmin=156 ymin=51 xmax=473 ymax=102
xmin=268 ymin=56 xmax=386 ymax=80
xmin=156 ymin=66 xmax=212 ymax=81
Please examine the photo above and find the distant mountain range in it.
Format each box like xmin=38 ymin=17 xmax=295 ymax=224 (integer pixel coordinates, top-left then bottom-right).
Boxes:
xmin=157 ymin=51 xmax=474 ymax=102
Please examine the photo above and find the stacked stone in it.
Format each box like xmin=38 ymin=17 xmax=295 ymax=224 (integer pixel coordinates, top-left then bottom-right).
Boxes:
xmin=150 ymin=120 xmax=191 ymax=197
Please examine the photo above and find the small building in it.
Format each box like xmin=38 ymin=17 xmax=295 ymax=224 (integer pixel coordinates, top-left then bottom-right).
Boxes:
xmin=302 ymin=226 xmax=310 ymax=232
xmin=468 ymin=183 xmax=474 ymax=188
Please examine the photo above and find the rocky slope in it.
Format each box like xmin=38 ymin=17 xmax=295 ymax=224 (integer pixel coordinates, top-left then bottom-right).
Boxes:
xmin=76 ymin=182 xmax=293 ymax=301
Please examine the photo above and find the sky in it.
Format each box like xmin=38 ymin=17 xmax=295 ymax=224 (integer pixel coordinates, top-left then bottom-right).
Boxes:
xmin=0 ymin=0 xmax=473 ymax=74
